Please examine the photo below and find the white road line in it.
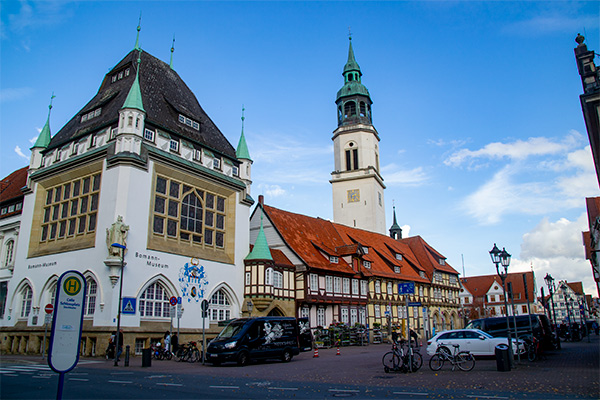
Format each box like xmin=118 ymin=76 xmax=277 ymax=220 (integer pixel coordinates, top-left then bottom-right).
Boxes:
xmin=3 ymin=374 xmax=18 ymax=377
xmin=328 ymin=389 xmax=360 ymax=393
xmin=69 ymin=372 xmax=89 ymax=376
xmin=32 ymin=376 xmax=51 ymax=379
xmin=10 ymin=365 xmax=51 ymax=370
xmin=466 ymin=396 xmax=508 ymax=400
xmin=111 ymin=372 xmax=134 ymax=375
xmin=108 ymin=380 xmax=133 ymax=384
xmin=394 ymin=392 xmax=429 ymax=396
xmin=68 ymin=378 xmax=89 ymax=382
xmin=210 ymin=386 xmax=240 ymax=389
xmin=156 ymin=383 xmax=183 ymax=387
xmin=269 ymin=387 xmax=299 ymax=391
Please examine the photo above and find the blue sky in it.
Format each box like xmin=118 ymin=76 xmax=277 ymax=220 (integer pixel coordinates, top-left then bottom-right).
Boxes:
xmin=2 ymin=1 xmax=599 ymax=296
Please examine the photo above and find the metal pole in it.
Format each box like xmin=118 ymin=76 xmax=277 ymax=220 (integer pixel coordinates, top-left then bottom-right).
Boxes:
xmin=508 ymin=282 xmax=520 ymax=363
xmin=500 ymin=274 xmax=514 ymax=368
xmin=405 ymin=296 xmax=412 ymax=373
xmin=202 ymin=313 xmax=206 ymax=365
xmin=114 ymin=248 xmax=124 ymax=366
xmin=42 ymin=320 xmax=47 ymax=360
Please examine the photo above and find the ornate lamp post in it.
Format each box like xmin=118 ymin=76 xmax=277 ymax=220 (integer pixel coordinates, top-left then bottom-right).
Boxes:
xmin=560 ymin=282 xmax=574 ymax=340
xmin=490 ymin=244 xmax=513 ymax=366
xmin=111 ymin=242 xmax=126 ymax=366
xmin=544 ymin=274 xmax=558 ymax=329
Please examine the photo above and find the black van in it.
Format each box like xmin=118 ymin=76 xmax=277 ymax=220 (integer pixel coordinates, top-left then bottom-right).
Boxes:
xmin=206 ymin=317 xmax=312 ymax=366
xmin=465 ymin=314 xmax=556 ymax=350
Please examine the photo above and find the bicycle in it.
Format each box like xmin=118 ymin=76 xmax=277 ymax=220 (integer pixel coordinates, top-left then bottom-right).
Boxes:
xmin=382 ymin=338 xmax=422 ymax=373
xmin=523 ymin=336 xmax=543 ymax=362
xmin=429 ymin=343 xmax=475 ymax=371
xmin=176 ymin=341 xmax=200 ymax=363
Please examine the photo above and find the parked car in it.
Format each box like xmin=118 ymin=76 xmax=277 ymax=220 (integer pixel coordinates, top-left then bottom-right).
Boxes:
xmin=465 ymin=314 xmax=557 ymax=350
xmin=206 ymin=317 xmax=312 ymax=366
xmin=426 ymin=329 xmax=524 ymax=357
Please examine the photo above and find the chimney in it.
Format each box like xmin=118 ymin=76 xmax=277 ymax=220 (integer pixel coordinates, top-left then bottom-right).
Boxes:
xmin=258 ymin=195 xmax=264 ymax=205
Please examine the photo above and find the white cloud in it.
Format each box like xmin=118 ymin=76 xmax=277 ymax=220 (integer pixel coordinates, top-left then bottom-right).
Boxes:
xmin=502 ymin=15 xmax=599 ymax=35
xmin=0 ymin=87 xmax=34 ymax=103
xmin=381 ymin=164 xmax=429 ymax=186
xmin=256 ymin=184 xmax=286 ymax=198
xmin=517 ymin=213 xmax=597 ymax=296
xmin=14 ymin=145 xmax=28 ymax=160
xmin=444 ymin=133 xmax=581 ymax=168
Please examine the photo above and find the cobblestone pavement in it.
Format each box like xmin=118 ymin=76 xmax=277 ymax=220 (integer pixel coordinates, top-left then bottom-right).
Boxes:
xmin=2 ymin=334 xmax=598 ymax=398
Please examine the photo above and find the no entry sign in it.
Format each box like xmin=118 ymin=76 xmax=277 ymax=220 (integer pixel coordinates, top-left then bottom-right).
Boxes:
xmin=45 ymin=304 xmax=54 ymax=314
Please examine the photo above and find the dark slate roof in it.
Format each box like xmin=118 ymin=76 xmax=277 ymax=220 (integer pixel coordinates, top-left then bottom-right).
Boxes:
xmin=46 ymin=50 xmax=236 ymax=159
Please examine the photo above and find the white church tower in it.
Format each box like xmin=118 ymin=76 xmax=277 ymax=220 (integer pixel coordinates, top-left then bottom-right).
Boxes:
xmin=331 ymin=36 xmax=386 ymax=234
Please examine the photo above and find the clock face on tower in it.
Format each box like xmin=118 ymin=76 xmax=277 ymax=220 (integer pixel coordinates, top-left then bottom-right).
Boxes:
xmin=347 ymin=189 xmax=360 ymax=203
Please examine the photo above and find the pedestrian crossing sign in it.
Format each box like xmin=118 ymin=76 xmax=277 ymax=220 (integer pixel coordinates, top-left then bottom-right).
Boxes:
xmin=122 ymin=297 xmax=136 ymax=314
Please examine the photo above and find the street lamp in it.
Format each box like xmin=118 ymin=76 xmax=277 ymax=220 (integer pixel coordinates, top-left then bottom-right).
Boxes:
xmin=544 ymin=274 xmax=558 ymax=330
xmin=490 ymin=244 xmax=513 ymax=367
xmin=560 ymin=282 xmax=574 ymax=340
xmin=111 ymin=242 xmax=126 ymax=366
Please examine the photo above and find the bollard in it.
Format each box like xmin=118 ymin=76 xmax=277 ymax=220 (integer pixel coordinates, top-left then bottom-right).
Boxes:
xmin=124 ymin=345 xmax=130 ymax=367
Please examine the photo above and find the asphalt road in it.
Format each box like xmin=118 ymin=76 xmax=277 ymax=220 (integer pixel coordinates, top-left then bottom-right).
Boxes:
xmin=1 ymin=335 xmax=598 ymax=399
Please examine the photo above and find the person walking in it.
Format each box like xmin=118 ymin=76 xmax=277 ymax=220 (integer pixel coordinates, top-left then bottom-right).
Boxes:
xmin=171 ymin=333 xmax=179 ymax=355
xmin=115 ymin=329 xmax=124 ymax=362
xmin=164 ymin=331 xmax=171 ymax=353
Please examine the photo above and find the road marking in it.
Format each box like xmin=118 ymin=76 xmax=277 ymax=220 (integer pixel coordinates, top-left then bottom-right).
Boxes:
xmin=210 ymin=385 xmax=240 ymax=389
xmin=69 ymin=378 xmax=89 ymax=382
xmin=147 ymin=375 xmax=168 ymax=379
xmin=108 ymin=380 xmax=133 ymax=384
xmin=329 ymin=389 xmax=360 ymax=393
xmin=394 ymin=392 xmax=429 ymax=396
xmin=269 ymin=387 xmax=299 ymax=391
xmin=466 ymin=396 xmax=508 ymax=400
xmin=69 ymin=372 xmax=89 ymax=376
xmin=111 ymin=372 xmax=134 ymax=375
xmin=32 ymin=376 xmax=51 ymax=379
xmin=157 ymin=383 xmax=183 ymax=387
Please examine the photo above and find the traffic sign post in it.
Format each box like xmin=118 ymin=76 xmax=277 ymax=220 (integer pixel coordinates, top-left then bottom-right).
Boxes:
xmin=201 ymin=299 xmax=209 ymax=364
xmin=42 ymin=304 xmax=53 ymax=360
xmin=48 ymin=271 xmax=87 ymax=400
xmin=397 ymin=282 xmax=415 ymax=373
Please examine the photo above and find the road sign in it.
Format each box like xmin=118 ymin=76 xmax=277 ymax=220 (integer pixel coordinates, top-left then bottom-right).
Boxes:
xmin=45 ymin=313 xmax=52 ymax=324
xmin=45 ymin=303 xmax=54 ymax=314
xmin=48 ymin=270 xmax=86 ymax=374
xmin=177 ymin=296 xmax=182 ymax=305
xmin=408 ymin=302 xmax=421 ymax=307
xmin=170 ymin=296 xmax=177 ymax=306
xmin=398 ymin=282 xmax=415 ymax=295
xmin=122 ymin=297 xmax=136 ymax=314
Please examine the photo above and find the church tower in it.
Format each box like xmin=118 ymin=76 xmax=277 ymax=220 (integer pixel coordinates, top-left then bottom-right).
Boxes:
xmin=331 ymin=36 xmax=386 ymax=234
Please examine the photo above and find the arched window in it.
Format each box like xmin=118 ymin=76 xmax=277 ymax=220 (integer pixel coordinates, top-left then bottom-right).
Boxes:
xmin=345 ymin=142 xmax=359 ymax=171
xmin=85 ymin=277 xmax=97 ymax=316
xmin=210 ymin=288 xmax=232 ymax=322
xmin=20 ymin=285 xmax=32 ymax=318
xmin=273 ymin=271 xmax=283 ymax=289
xmin=265 ymin=268 xmax=273 ymax=286
xmin=139 ymin=282 xmax=170 ymax=318
xmin=344 ymin=102 xmax=356 ymax=118
xmin=4 ymin=239 xmax=14 ymax=268
xmin=181 ymin=191 xmax=203 ymax=241
xmin=360 ymin=102 xmax=366 ymax=117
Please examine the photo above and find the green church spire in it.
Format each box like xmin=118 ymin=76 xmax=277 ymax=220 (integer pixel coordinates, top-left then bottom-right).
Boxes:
xmin=169 ymin=35 xmax=175 ymax=70
xmin=134 ymin=13 xmax=142 ymax=50
xmin=246 ymin=213 xmax=272 ymax=261
xmin=121 ymin=52 xmax=145 ymax=112
xmin=343 ymin=34 xmax=361 ymax=77
xmin=236 ymin=106 xmax=252 ymax=161
xmin=389 ymin=205 xmax=403 ymax=240
xmin=33 ymin=93 xmax=55 ymax=149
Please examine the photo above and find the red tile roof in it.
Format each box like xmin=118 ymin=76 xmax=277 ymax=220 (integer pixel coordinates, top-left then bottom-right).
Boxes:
xmin=401 ymin=235 xmax=459 ymax=279
xmin=0 ymin=166 xmax=27 ymax=203
xmin=567 ymin=281 xmax=584 ymax=295
xmin=460 ymin=271 xmax=536 ymax=302
xmin=261 ymin=203 xmax=440 ymax=283
xmin=586 ymin=197 xmax=600 ymax=228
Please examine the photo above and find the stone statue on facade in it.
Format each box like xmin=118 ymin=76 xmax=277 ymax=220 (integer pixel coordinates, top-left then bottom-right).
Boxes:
xmin=106 ymin=216 xmax=129 ymax=257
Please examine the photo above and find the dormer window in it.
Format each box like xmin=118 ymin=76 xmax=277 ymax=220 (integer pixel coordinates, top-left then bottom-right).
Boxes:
xmin=169 ymin=139 xmax=179 ymax=152
xmin=395 ymin=253 xmax=403 ymax=261
xmin=329 ymin=256 xmax=339 ymax=264
xmin=394 ymin=266 xmax=400 ymax=274
xmin=178 ymin=114 xmax=200 ymax=131
xmin=81 ymin=108 xmax=101 ymax=123
xmin=232 ymin=165 xmax=239 ymax=176
xmin=144 ymin=128 xmax=155 ymax=142
xmin=419 ymin=271 xmax=426 ymax=279
xmin=363 ymin=247 xmax=369 ymax=255
xmin=193 ymin=149 xmax=202 ymax=162
xmin=439 ymin=258 xmax=445 ymax=265
xmin=213 ymin=158 xmax=221 ymax=170
xmin=72 ymin=142 xmax=79 ymax=156
xmin=363 ymin=261 xmax=371 ymax=269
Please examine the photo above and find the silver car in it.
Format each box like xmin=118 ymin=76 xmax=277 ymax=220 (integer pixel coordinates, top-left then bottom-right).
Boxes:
xmin=426 ymin=329 xmax=524 ymax=356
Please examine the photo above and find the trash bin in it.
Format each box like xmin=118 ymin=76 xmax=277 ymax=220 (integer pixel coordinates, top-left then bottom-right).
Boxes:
xmin=142 ymin=348 xmax=152 ymax=368
xmin=495 ymin=344 xmax=511 ymax=372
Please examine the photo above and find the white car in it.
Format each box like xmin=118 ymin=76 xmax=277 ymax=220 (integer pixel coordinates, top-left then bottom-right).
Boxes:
xmin=426 ymin=329 xmax=524 ymax=357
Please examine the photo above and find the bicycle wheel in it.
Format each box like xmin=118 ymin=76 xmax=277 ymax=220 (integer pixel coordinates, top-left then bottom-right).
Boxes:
xmin=411 ymin=352 xmax=423 ymax=371
xmin=456 ymin=352 xmax=475 ymax=371
xmin=429 ymin=354 xmax=444 ymax=371
xmin=190 ymin=349 xmax=200 ymax=363
xmin=382 ymin=351 xmax=400 ymax=372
